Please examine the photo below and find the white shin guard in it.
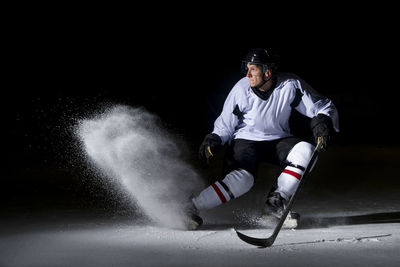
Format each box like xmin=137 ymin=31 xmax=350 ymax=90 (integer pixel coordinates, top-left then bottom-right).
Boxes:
xmin=276 ymin=141 xmax=316 ymax=200
xmin=192 ymin=169 xmax=254 ymax=211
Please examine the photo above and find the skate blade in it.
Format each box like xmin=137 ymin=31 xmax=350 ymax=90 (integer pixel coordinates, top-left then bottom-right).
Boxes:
xmin=282 ymin=216 xmax=298 ymax=229
xmin=186 ymin=215 xmax=203 ymax=230
xmin=187 ymin=220 xmax=200 ymax=230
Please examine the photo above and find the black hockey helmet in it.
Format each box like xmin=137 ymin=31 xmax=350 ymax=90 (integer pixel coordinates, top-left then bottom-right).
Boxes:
xmin=241 ymin=48 xmax=280 ymax=74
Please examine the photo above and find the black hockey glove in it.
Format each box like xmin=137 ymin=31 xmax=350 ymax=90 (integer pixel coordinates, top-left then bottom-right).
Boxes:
xmin=310 ymin=114 xmax=333 ymax=151
xmin=198 ymin=133 xmax=222 ymax=165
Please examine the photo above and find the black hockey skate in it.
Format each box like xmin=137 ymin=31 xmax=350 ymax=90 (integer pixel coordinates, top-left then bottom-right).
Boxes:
xmin=263 ymin=191 xmax=300 ymax=229
xmin=185 ymin=201 xmax=203 ymax=230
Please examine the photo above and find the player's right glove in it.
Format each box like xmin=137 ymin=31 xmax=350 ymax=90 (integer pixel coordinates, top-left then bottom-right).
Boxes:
xmin=310 ymin=113 xmax=333 ymax=151
xmin=198 ymin=133 xmax=222 ymax=165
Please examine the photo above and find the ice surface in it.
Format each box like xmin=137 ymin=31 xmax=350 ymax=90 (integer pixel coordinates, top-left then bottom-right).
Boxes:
xmin=0 ymin=218 xmax=399 ymax=267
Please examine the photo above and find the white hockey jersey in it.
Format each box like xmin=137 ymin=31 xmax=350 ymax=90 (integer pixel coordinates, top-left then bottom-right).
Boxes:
xmin=212 ymin=72 xmax=339 ymax=145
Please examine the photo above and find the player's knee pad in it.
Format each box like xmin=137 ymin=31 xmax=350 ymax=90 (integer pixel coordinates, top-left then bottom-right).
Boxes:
xmin=276 ymin=142 xmax=316 ymax=200
xmin=286 ymin=141 xmax=316 ymax=169
xmin=221 ymin=168 xmax=254 ymax=199
xmin=192 ymin=169 xmax=254 ymax=211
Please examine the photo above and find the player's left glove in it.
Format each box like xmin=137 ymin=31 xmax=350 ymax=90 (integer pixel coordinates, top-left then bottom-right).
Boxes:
xmin=310 ymin=114 xmax=333 ymax=151
xmin=198 ymin=133 xmax=222 ymax=166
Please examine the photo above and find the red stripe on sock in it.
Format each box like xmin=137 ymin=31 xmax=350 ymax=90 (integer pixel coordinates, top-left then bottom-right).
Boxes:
xmin=211 ymin=183 xmax=227 ymax=203
xmin=282 ymin=169 xmax=302 ymax=180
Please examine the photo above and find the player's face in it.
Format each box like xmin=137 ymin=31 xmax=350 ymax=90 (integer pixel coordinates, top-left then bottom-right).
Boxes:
xmin=246 ymin=64 xmax=264 ymax=87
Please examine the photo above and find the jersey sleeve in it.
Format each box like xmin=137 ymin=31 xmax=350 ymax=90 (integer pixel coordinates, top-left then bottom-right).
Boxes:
xmin=212 ymin=83 xmax=243 ymax=144
xmin=292 ymin=78 xmax=340 ymax=132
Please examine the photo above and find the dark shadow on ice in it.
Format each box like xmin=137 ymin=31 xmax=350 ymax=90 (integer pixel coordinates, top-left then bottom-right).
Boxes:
xmin=199 ymin=224 xmax=237 ymax=231
xmin=199 ymin=220 xmax=275 ymax=231
xmin=199 ymin=221 xmax=269 ymax=231
xmin=199 ymin=211 xmax=400 ymax=231
xmin=297 ymin=211 xmax=400 ymax=229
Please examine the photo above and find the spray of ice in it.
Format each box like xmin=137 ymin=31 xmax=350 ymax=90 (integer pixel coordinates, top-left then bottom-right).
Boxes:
xmin=76 ymin=104 xmax=204 ymax=229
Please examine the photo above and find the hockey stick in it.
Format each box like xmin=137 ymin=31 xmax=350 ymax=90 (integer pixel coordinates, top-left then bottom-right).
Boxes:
xmin=235 ymin=137 xmax=323 ymax=247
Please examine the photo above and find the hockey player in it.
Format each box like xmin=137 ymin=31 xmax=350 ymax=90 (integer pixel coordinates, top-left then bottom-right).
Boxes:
xmin=187 ymin=48 xmax=339 ymax=230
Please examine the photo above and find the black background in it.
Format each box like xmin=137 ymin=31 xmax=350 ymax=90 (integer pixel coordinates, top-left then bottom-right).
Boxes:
xmin=4 ymin=7 xmax=399 ymax=213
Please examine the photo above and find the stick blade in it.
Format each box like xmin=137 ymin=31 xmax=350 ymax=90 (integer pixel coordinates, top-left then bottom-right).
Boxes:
xmin=235 ymin=230 xmax=275 ymax=247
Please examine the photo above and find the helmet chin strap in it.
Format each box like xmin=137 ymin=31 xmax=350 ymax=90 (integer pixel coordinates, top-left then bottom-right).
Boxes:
xmin=252 ymin=74 xmax=273 ymax=91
